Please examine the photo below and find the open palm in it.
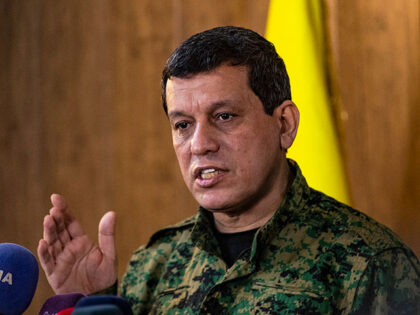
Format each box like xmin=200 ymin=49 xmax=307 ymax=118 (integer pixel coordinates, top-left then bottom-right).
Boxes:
xmin=37 ymin=194 xmax=117 ymax=294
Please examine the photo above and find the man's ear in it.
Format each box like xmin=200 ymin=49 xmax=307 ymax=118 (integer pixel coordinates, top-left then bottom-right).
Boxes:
xmin=273 ymin=100 xmax=299 ymax=150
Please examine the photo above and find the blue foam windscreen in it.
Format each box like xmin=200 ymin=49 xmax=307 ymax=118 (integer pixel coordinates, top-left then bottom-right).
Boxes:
xmin=0 ymin=243 xmax=39 ymax=315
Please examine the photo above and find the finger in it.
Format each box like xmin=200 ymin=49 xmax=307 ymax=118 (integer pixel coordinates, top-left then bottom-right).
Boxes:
xmin=37 ymin=239 xmax=55 ymax=276
xmin=50 ymin=194 xmax=84 ymax=240
xmin=48 ymin=194 xmax=71 ymax=248
xmin=50 ymin=193 xmax=68 ymax=210
xmin=66 ymin=215 xmax=85 ymax=239
xmin=49 ymin=207 xmax=71 ymax=246
xmin=43 ymin=214 xmax=64 ymax=260
xmin=50 ymin=194 xmax=72 ymax=243
xmin=98 ymin=211 xmax=116 ymax=261
xmin=43 ymin=214 xmax=61 ymax=246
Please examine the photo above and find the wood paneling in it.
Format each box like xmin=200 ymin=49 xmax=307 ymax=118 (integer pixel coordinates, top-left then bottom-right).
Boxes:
xmin=2 ymin=1 xmax=419 ymax=313
xmin=326 ymin=0 xmax=420 ymax=254
xmin=0 ymin=1 xmax=269 ymax=313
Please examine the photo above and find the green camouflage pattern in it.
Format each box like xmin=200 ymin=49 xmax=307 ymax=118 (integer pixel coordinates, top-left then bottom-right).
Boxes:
xmin=120 ymin=161 xmax=420 ymax=314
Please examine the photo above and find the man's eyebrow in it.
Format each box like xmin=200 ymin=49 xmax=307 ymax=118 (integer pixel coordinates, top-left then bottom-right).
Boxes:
xmin=210 ymin=100 xmax=234 ymax=110
xmin=168 ymin=100 xmax=235 ymax=120
xmin=168 ymin=111 xmax=188 ymax=120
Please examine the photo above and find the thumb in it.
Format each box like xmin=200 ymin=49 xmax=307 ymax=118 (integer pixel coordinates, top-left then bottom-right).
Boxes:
xmin=98 ymin=211 xmax=117 ymax=261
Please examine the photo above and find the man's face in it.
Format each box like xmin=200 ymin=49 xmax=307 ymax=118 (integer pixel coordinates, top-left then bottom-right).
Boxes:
xmin=166 ymin=64 xmax=286 ymax=213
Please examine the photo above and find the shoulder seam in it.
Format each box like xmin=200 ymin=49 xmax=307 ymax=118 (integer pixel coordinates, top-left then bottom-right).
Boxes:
xmin=145 ymin=215 xmax=197 ymax=248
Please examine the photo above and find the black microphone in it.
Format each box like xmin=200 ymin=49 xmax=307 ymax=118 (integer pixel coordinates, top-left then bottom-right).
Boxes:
xmin=0 ymin=243 xmax=39 ymax=315
xmin=72 ymin=304 xmax=123 ymax=314
xmin=73 ymin=295 xmax=133 ymax=315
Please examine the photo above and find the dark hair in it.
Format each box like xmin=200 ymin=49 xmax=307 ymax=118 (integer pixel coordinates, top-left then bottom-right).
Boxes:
xmin=161 ymin=26 xmax=291 ymax=115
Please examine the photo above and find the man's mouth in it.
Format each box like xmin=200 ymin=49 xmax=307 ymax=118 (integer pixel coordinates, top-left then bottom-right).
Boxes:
xmin=193 ymin=167 xmax=226 ymax=188
xmin=200 ymin=168 xmax=220 ymax=179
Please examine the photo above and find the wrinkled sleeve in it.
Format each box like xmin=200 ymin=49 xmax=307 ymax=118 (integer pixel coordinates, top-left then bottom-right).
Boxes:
xmin=120 ymin=242 xmax=175 ymax=314
xmin=119 ymin=246 xmax=155 ymax=313
xmin=350 ymin=247 xmax=420 ymax=314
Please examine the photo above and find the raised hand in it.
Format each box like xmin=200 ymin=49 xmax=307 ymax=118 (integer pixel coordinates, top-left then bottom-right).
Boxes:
xmin=37 ymin=194 xmax=117 ymax=295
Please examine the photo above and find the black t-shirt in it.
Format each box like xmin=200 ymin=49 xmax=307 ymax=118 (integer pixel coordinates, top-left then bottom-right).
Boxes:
xmin=214 ymin=228 xmax=258 ymax=268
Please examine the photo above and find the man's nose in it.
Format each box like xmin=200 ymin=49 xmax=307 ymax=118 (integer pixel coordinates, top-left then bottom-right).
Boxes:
xmin=190 ymin=122 xmax=219 ymax=155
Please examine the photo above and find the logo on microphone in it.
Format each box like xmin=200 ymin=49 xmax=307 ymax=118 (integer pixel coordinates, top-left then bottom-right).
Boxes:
xmin=0 ymin=270 xmax=13 ymax=285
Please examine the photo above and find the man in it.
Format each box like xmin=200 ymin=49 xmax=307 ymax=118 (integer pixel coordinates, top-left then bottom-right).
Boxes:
xmin=38 ymin=26 xmax=419 ymax=314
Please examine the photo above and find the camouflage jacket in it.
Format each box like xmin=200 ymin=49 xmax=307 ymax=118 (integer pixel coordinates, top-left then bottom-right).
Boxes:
xmin=119 ymin=163 xmax=420 ymax=314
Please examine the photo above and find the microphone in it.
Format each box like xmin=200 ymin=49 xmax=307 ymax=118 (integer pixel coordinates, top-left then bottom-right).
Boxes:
xmin=74 ymin=295 xmax=133 ymax=315
xmin=0 ymin=243 xmax=39 ymax=315
xmin=72 ymin=304 xmax=123 ymax=315
xmin=56 ymin=307 xmax=74 ymax=315
xmin=39 ymin=292 xmax=85 ymax=315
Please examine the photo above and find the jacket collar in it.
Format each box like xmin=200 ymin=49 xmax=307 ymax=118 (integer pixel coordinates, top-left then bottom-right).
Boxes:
xmin=191 ymin=159 xmax=310 ymax=262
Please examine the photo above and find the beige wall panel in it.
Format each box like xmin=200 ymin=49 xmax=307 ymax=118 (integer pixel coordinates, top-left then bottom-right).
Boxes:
xmin=2 ymin=0 xmax=418 ymax=313
xmin=0 ymin=1 xmax=269 ymax=313
xmin=326 ymin=0 xmax=420 ymax=255
xmin=173 ymin=0 xmax=270 ymax=41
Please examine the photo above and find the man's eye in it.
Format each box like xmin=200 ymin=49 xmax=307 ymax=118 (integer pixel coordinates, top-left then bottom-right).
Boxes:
xmin=175 ymin=121 xmax=189 ymax=130
xmin=216 ymin=113 xmax=235 ymax=121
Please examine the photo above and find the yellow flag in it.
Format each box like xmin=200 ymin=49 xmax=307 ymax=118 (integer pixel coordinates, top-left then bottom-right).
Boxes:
xmin=266 ymin=0 xmax=350 ymax=204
